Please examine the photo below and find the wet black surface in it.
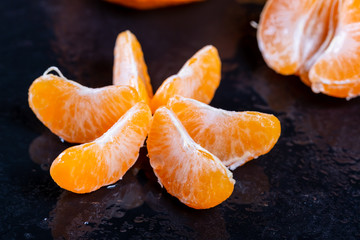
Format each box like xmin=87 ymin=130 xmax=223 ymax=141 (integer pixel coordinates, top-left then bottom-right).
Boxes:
xmin=1 ymin=0 xmax=360 ymax=239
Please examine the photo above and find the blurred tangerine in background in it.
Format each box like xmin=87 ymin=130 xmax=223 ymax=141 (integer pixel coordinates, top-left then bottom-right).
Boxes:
xmin=257 ymin=0 xmax=360 ymax=99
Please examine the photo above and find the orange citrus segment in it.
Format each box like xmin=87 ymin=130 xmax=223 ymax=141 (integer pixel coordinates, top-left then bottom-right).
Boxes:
xmin=150 ymin=45 xmax=221 ymax=113
xmin=167 ymin=96 xmax=281 ymax=170
xmin=309 ymin=0 xmax=360 ymax=99
xmin=113 ymin=30 xmax=153 ymax=104
xmin=28 ymin=72 xmax=141 ymax=143
xmin=297 ymin=0 xmax=340 ymax=87
xmin=258 ymin=0 xmax=338 ymax=76
xmin=50 ymin=102 xmax=152 ymax=194
xmin=258 ymin=0 xmax=316 ymax=75
xmin=258 ymin=0 xmax=360 ymax=99
xmin=147 ymin=107 xmax=235 ymax=209
xmin=104 ymin=0 xmax=203 ymax=10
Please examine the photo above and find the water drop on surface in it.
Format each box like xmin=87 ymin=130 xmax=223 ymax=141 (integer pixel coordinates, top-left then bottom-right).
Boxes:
xmin=40 ymin=163 xmax=49 ymax=171
xmin=250 ymin=21 xmax=258 ymax=29
xmin=134 ymin=215 xmax=145 ymax=223
xmin=114 ymin=210 xmax=125 ymax=218
xmin=24 ymin=233 xmax=33 ymax=239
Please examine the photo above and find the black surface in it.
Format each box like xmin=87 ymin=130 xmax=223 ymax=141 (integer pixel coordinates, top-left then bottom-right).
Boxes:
xmin=1 ymin=0 xmax=360 ymax=239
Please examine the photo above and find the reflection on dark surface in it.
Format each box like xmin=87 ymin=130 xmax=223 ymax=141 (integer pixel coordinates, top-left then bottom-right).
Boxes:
xmin=46 ymin=145 xmax=239 ymax=239
xmin=49 ymin=173 xmax=145 ymax=240
xmin=46 ymin=147 xmax=269 ymax=239
xmin=29 ymin=131 xmax=72 ymax=171
xmin=143 ymin=181 xmax=229 ymax=240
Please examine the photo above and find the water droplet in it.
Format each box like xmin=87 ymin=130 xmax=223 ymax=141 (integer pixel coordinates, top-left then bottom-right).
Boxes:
xmin=114 ymin=210 xmax=125 ymax=218
xmin=40 ymin=163 xmax=49 ymax=171
xmin=39 ymin=217 xmax=49 ymax=229
xmin=134 ymin=215 xmax=145 ymax=223
xmin=107 ymin=184 xmax=116 ymax=189
xmin=24 ymin=233 xmax=33 ymax=239
xmin=250 ymin=20 xmax=258 ymax=29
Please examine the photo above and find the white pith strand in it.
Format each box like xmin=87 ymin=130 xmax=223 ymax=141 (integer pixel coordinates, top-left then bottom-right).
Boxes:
xmin=43 ymin=66 xmax=67 ymax=79
xmin=250 ymin=21 xmax=258 ymax=29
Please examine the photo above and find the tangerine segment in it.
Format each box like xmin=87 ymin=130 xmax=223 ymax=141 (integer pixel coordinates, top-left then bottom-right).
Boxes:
xmin=298 ymin=0 xmax=340 ymax=87
xmin=309 ymin=0 xmax=360 ymax=99
xmin=50 ymin=102 xmax=152 ymax=194
xmin=147 ymin=107 xmax=234 ymax=209
xmin=168 ymin=96 xmax=281 ymax=170
xmin=150 ymin=45 xmax=221 ymax=113
xmin=104 ymin=0 xmax=202 ymax=10
xmin=113 ymin=31 xmax=153 ymax=104
xmin=257 ymin=0 xmax=338 ymax=76
xmin=28 ymin=73 xmax=140 ymax=143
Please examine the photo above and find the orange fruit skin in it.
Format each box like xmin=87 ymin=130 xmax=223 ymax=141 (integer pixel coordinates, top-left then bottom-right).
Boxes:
xmin=50 ymin=102 xmax=152 ymax=194
xmin=104 ymin=0 xmax=203 ymax=10
xmin=113 ymin=31 xmax=153 ymax=105
xmin=167 ymin=96 xmax=281 ymax=170
xmin=258 ymin=0 xmax=360 ymax=99
xmin=28 ymin=74 xmax=140 ymax=143
xmin=150 ymin=45 xmax=221 ymax=113
xmin=147 ymin=107 xmax=235 ymax=209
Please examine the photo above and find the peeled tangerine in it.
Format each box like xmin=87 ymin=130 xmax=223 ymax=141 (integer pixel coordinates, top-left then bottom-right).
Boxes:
xmin=257 ymin=0 xmax=360 ymax=99
xmin=168 ymin=96 xmax=281 ymax=170
xmin=28 ymin=67 xmax=140 ymax=143
xmin=147 ymin=107 xmax=235 ymax=209
xmin=50 ymin=103 xmax=152 ymax=194
xmin=151 ymin=45 xmax=221 ymax=112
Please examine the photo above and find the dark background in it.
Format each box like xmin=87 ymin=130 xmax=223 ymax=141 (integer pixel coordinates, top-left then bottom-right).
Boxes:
xmin=1 ymin=0 xmax=360 ymax=239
